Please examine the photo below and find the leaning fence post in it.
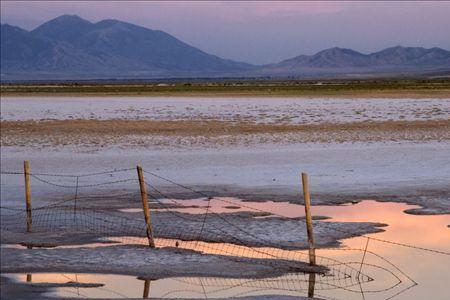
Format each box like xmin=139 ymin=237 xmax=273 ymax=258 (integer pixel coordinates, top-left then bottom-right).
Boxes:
xmin=137 ymin=165 xmax=156 ymax=248
xmin=301 ymin=172 xmax=316 ymax=266
xmin=24 ymin=160 xmax=32 ymax=232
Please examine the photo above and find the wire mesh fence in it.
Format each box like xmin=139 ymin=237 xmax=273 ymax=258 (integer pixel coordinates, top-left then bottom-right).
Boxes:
xmin=1 ymin=164 xmax=449 ymax=299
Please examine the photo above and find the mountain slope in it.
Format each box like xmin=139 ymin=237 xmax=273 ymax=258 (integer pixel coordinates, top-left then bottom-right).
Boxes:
xmin=1 ymin=15 xmax=254 ymax=78
xmin=73 ymin=19 xmax=250 ymax=72
xmin=0 ymin=24 xmax=53 ymax=70
xmin=1 ymin=15 xmax=450 ymax=80
xmin=368 ymin=46 xmax=450 ymax=66
xmin=259 ymin=46 xmax=450 ymax=76
xmin=274 ymin=47 xmax=371 ymax=69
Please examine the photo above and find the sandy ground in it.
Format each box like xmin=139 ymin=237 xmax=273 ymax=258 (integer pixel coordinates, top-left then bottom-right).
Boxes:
xmin=2 ymin=119 xmax=450 ymax=149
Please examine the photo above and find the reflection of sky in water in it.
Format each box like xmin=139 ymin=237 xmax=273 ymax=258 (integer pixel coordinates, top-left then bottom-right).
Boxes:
xmin=6 ymin=200 xmax=450 ymax=299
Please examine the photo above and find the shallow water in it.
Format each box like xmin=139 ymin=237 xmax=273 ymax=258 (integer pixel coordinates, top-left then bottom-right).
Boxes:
xmin=6 ymin=200 xmax=450 ymax=299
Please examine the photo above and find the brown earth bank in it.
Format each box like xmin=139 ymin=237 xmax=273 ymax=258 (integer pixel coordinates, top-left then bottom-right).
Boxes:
xmin=1 ymin=119 xmax=449 ymax=147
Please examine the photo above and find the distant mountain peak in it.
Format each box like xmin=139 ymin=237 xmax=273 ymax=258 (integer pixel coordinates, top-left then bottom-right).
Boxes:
xmin=1 ymin=15 xmax=254 ymax=79
xmin=94 ymin=19 xmax=126 ymax=27
xmin=96 ymin=19 xmax=119 ymax=24
xmin=36 ymin=14 xmax=93 ymax=28
xmin=93 ymin=19 xmax=147 ymax=32
xmin=1 ymin=23 xmax=28 ymax=33
xmin=53 ymin=14 xmax=89 ymax=22
xmin=320 ymin=47 xmax=350 ymax=52
xmin=31 ymin=15 xmax=93 ymax=43
xmin=316 ymin=47 xmax=365 ymax=57
xmin=278 ymin=47 xmax=369 ymax=68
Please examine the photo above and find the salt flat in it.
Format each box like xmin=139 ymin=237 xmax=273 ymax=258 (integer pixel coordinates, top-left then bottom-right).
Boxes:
xmin=2 ymin=97 xmax=449 ymax=123
xmin=1 ymin=96 xmax=449 ymax=213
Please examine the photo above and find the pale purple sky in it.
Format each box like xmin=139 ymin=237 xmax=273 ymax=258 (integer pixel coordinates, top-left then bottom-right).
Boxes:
xmin=2 ymin=1 xmax=450 ymax=64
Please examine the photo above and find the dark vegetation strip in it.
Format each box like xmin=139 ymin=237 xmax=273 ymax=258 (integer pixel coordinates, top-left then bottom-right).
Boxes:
xmin=2 ymin=79 xmax=450 ymax=97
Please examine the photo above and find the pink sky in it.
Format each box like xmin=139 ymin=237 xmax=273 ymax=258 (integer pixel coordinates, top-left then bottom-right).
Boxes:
xmin=2 ymin=1 xmax=449 ymax=64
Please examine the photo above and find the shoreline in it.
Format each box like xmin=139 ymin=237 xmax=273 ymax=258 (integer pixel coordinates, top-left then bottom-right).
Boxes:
xmin=0 ymin=245 xmax=325 ymax=280
xmin=2 ymin=142 xmax=449 ymax=217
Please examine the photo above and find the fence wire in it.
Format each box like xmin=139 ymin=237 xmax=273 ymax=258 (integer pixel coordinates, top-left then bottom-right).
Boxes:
xmin=1 ymin=167 xmax=447 ymax=299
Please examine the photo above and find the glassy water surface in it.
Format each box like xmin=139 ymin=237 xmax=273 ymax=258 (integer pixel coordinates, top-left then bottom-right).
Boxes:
xmin=6 ymin=200 xmax=450 ymax=299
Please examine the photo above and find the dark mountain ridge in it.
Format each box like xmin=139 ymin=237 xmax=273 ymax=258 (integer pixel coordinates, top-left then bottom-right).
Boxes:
xmin=1 ymin=15 xmax=450 ymax=80
xmin=1 ymin=15 xmax=254 ymax=78
xmin=259 ymin=46 xmax=450 ymax=76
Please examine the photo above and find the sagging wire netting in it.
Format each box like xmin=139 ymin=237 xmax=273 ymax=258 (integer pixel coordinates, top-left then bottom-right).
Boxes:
xmin=1 ymin=166 xmax=448 ymax=299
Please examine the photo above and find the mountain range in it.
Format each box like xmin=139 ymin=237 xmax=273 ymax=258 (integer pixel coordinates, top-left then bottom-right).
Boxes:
xmin=257 ymin=46 xmax=450 ymax=77
xmin=1 ymin=15 xmax=450 ymax=80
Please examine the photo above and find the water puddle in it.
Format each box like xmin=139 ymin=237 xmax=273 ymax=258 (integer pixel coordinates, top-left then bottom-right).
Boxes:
xmin=4 ymin=200 xmax=450 ymax=299
xmin=3 ymin=271 xmax=387 ymax=299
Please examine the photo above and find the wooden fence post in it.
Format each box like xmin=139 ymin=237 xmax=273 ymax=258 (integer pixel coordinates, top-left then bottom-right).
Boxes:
xmin=308 ymin=273 xmax=316 ymax=298
xmin=24 ymin=160 xmax=32 ymax=232
xmin=26 ymin=244 xmax=33 ymax=282
xmin=143 ymin=279 xmax=150 ymax=298
xmin=137 ymin=165 xmax=156 ymax=248
xmin=301 ymin=172 xmax=316 ymax=266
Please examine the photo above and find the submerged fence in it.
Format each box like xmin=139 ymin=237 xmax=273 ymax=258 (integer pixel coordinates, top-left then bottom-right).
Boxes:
xmin=1 ymin=162 xmax=449 ymax=299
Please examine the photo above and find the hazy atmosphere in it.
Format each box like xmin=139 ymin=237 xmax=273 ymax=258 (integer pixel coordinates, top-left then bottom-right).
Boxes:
xmin=2 ymin=1 xmax=450 ymax=64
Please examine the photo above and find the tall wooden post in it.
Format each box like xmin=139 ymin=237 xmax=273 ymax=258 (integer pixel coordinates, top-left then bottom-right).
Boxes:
xmin=301 ymin=172 xmax=316 ymax=266
xmin=137 ymin=165 xmax=155 ymax=248
xmin=24 ymin=161 xmax=32 ymax=232
xmin=308 ymin=273 xmax=316 ymax=298
xmin=26 ymin=244 xmax=33 ymax=282
xmin=143 ymin=279 xmax=150 ymax=298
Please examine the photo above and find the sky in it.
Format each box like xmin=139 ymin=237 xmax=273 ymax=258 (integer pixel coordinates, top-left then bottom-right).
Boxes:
xmin=1 ymin=1 xmax=450 ymax=65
